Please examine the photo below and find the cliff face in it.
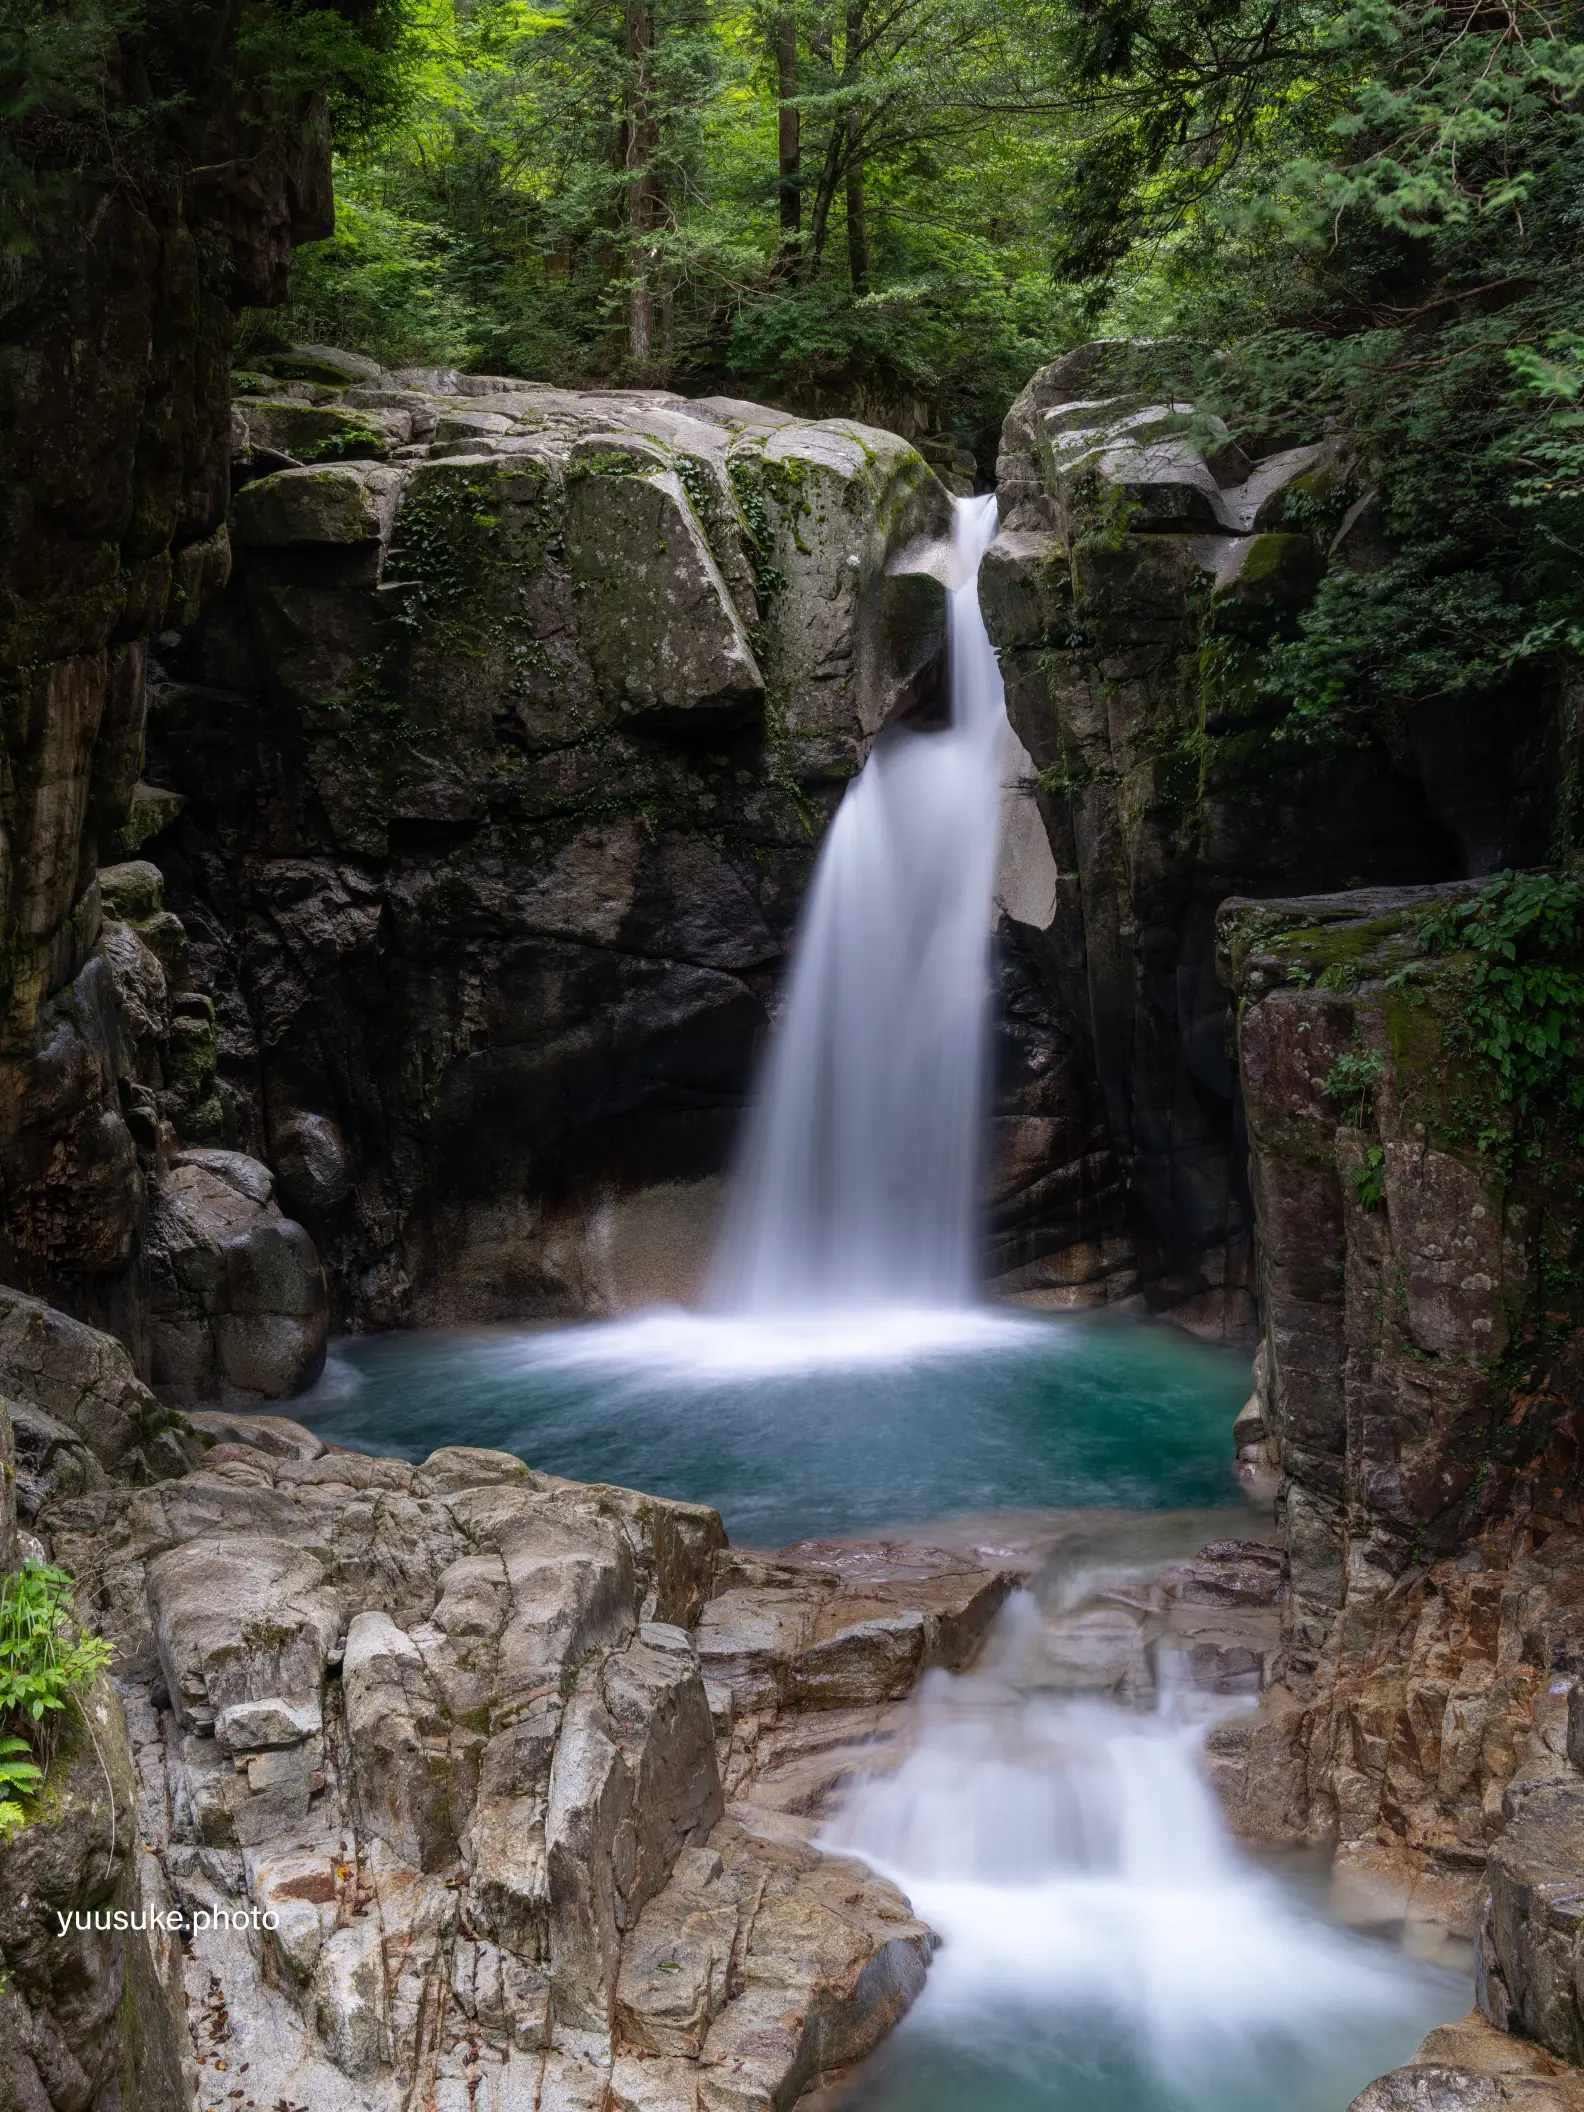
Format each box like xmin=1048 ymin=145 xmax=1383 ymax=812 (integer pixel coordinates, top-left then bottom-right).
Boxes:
xmin=119 ymin=358 xmax=1130 ymax=1328
xmin=137 ymin=369 xmax=951 ymax=1324
xmin=982 ymin=344 xmax=1557 ymax=1336
xmin=1213 ymin=888 xmax=1584 ymax=2005
xmin=0 ymin=0 xmax=341 ymax=1366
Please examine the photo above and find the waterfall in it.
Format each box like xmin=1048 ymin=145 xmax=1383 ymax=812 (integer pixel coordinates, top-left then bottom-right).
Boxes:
xmin=711 ymin=494 xmax=1008 ymax=1315
xmin=823 ymin=1594 xmax=1464 ymax=2112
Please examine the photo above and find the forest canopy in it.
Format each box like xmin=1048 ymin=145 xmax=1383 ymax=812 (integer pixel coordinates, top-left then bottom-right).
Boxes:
xmin=9 ymin=0 xmax=1583 ymax=777
xmin=256 ymin=0 xmax=1584 ymax=795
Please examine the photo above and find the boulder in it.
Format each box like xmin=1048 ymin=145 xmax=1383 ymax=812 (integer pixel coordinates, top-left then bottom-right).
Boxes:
xmin=146 ymin=1148 xmax=329 ymax=1403
xmin=566 ymin=467 xmax=764 ymax=725
xmin=6 ymin=1394 xmax=107 ymax=1520
xmin=147 ymin=1532 xmax=341 ymax=1734
xmin=0 ymin=1283 xmax=199 ymax=1481
xmin=231 ymin=462 xmax=403 ymax=547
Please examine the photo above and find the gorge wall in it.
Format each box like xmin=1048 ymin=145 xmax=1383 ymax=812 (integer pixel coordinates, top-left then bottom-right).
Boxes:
xmin=0 ymin=0 xmax=343 ymax=1362
xmin=110 ymin=355 xmax=1123 ymax=1331
xmin=980 ymin=342 xmax=1558 ymax=1336
xmin=1208 ymin=891 xmax=1584 ymax=1976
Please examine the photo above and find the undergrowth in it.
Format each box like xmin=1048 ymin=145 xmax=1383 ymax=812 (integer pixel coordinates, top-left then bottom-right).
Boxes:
xmin=0 ymin=1559 xmax=112 ymax=1837
xmin=1416 ymin=868 xmax=1584 ymax=1155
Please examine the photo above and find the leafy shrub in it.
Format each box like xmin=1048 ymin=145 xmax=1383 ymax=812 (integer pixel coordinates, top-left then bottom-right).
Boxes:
xmin=0 ymin=1560 xmax=113 ymax=1772
xmin=1417 ymin=870 xmax=1584 ymax=1147
xmin=0 ymin=1733 xmax=42 ymax=1840
xmin=1325 ymin=1045 xmax=1386 ymax=1126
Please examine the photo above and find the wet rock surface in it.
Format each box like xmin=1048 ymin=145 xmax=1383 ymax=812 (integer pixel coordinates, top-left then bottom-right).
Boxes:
xmin=1205 ymin=883 xmax=1584 ymax=2112
xmin=1351 ymin=2013 xmax=1584 ymax=2111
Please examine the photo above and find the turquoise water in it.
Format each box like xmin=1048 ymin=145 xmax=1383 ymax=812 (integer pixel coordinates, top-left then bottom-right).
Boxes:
xmin=290 ymin=1305 xmax=1252 ymax=1548
xmin=825 ymin=1968 xmax=1462 ymax=2112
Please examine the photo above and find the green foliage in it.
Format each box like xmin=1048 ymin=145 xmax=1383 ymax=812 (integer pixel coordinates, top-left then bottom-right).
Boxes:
xmin=0 ymin=1733 xmax=42 ymax=1839
xmin=265 ymin=0 xmax=1084 ymax=442
xmin=1347 ymin=1144 xmax=1388 ymax=1208
xmin=1326 ymin=1044 xmax=1386 ymax=1125
xmin=1 ymin=0 xmax=416 ymax=256
xmin=0 ymin=1559 xmax=112 ymax=1767
xmin=1417 ymin=868 xmax=1584 ymax=1146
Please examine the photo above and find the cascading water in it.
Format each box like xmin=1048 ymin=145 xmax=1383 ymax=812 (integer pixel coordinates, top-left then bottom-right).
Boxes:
xmin=710 ymin=494 xmax=1008 ymax=1313
xmin=823 ymin=1594 xmax=1465 ymax=2112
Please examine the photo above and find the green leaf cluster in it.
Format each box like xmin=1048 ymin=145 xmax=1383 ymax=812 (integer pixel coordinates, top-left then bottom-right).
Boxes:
xmin=0 ymin=1559 xmax=113 ymax=1771
xmin=1417 ymin=868 xmax=1584 ymax=1143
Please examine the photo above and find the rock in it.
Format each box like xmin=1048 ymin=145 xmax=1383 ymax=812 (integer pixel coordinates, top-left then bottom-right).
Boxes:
xmin=0 ymin=0 xmax=327 ymax=1340
xmin=1353 ymin=2067 xmax=1515 ymax=2111
xmin=314 ymin=1917 xmax=389 ymax=2074
xmin=236 ymin=397 xmax=396 ymax=463
xmin=0 ymin=1678 xmax=189 ymax=2112
xmin=99 ymin=857 xmax=167 ymax=922
xmin=231 ymin=462 xmax=403 ymax=548
xmin=1482 ymin=1783 xmax=1584 ymax=2062
xmin=147 ymin=1533 xmax=342 ymax=1734
xmin=981 ymin=345 xmax=1548 ymax=1327
xmin=146 ymin=1150 xmax=329 ymax=1403
xmin=343 ymin=1608 xmax=461 ymax=1872
xmin=1207 ymin=877 xmax=1584 ymax=2017
xmin=0 ymin=1399 xmax=13 ymax=1570
xmin=113 ymin=780 xmax=187 ymax=857
xmin=6 ymin=1394 xmax=108 ymax=1520
xmin=566 ymin=467 xmax=764 ymax=725
xmin=147 ymin=378 xmax=956 ymax=1329
xmin=269 ymin=1107 xmax=354 ymax=1224
xmin=183 ymin=1408 xmax=324 ymax=1460
xmin=0 ymin=1284 xmax=200 ymax=1481
xmin=36 ymin=1437 xmax=1010 ymax=2108
xmin=266 ymin=344 xmax=386 ymax=386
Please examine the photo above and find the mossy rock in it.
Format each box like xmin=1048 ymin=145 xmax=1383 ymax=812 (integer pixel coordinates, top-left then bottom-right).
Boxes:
xmin=1212 ymin=531 xmax=1324 ymax=610
xmin=238 ymin=399 xmax=390 ymax=464
xmin=99 ymin=859 xmax=165 ymax=922
xmin=254 ymin=344 xmax=382 ymax=387
xmin=232 ymin=464 xmax=396 ymax=549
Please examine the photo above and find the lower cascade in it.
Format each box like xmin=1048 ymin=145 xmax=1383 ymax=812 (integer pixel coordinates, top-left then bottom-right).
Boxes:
xmin=824 ymin=1591 xmax=1462 ymax=2112
xmin=711 ymin=494 xmax=1008 ymax=1314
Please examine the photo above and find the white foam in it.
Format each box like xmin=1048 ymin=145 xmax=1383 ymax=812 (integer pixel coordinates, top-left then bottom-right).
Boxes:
xmin=824 ymin=1612 xmax=1461 ymax=2101
xmin=484 ymin=1303 xmax=1052 ymax=1385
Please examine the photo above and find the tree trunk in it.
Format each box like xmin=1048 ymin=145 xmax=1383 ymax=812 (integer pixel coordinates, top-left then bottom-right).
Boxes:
xmin=625 ymin=0 xmax=658 ymax=364
xmin=777 ymin=10 xmax=800 ymax=241
xmin=845 ymin=108 xmax=868 ymax=290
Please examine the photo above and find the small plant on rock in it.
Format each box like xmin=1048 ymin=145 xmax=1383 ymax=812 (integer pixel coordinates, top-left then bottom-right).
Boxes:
xmin=1325 ymin=1046 xmax=1385 ymax=1127
xmin=0 ymin=1734 xmax=41 ymax=1839
xmin=0 ymin=1560 xmax=113 ymax=1779
xmin=1346 ymin=1145 xmax=1388 ymax=1210
xmin=1417 ymin=870 xmax=1584 ymax=1152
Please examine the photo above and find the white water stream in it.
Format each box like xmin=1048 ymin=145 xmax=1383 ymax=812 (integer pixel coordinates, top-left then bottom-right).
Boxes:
xmin=710 ymin=494 xmax=1008 ymax=1313
xmin=824 ymin=1595 xmax=1463 ymax=2112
